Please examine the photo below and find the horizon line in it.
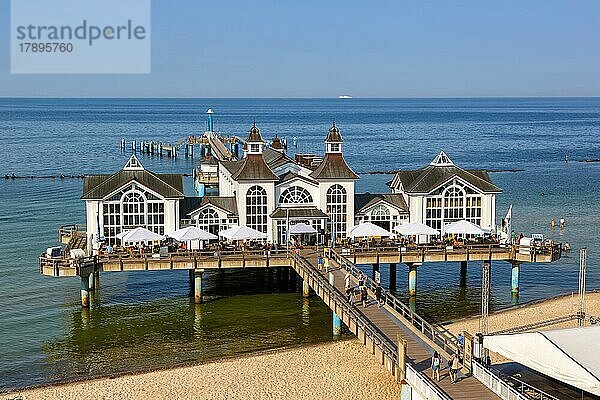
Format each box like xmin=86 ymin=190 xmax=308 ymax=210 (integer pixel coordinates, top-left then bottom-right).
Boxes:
xmin=1 ymin=95 xmax=600 ymax=100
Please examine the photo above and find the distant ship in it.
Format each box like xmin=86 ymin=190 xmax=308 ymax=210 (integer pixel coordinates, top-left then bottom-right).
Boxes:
xmin=338 ymin=95 xmax=352 ymax=99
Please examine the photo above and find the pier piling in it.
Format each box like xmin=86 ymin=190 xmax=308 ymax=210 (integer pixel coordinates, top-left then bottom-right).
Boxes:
xmin=408 ymin=264 xmax=417 ymax=297
xmin=80 ymin=275 xmax=90 ymax=307
xmin=372 ymin=263 xmax=379 ymax=281
xmin=511 ymin=262 xmax=521 ymax=294
xmin=88 ymin=271 xmax=96 ymax=291
xmin=460 ymin=261 xmax=468 ymax=287
xmin=389 ymin=263 xmax=397 ymax=292
xmin=329 ymin=272 xmax=342 ymax=335
xmin=302 ymin=280 xmax=310 ymax=297
xmin=194 ymin=269 xmax=204 ymax=304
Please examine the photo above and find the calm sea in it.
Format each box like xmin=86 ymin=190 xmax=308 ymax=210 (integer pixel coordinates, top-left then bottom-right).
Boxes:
xmin=0 ymin=98 xmax=599 ymax=391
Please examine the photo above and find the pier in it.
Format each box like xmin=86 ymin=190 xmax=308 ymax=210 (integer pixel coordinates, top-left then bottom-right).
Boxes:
xmin=40 ymin=223 xmax=563 ymax=399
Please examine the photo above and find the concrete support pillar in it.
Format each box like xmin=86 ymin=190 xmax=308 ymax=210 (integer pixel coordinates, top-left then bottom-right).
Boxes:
xmin=194 ymin=269 xmax=204 ymax=304
xmin=389 ymin=263 xmax=397 ymax=292
xmin=328 ymin=271 xmax=341 ymax=335
xmin=302 ymin=280 xmax=310 ymax=298
xmin=88 ymin=271 xmax=96 ymax=291
xmin=460 ymin=261 xmax=468 ymax=288
xmin=333 ymin=312 xmax=342 ymax=336
xmin=81 ymin=275 xmax=90 ymax=308
xmin=511 ymin=262 xmax=521 ymax=294
xmin=408 ymin=264 xmax=417 ymax=296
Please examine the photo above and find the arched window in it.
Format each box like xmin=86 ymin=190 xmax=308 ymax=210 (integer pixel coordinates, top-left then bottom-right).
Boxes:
xmin=246 ymin=185 xmax=268 ymax=233
xmin=370 ymin=204 xmax=391 ymax=230
xmin=443 ymin=186 xmax=464 ymax=221
xmin=279 ymin=186 xmax=313 ymax=205
xmin=326 ymin=184 xmax=347 ymax=239
xmin=198 ymin=208 xmax=219 ymax=236
xmin=122 ymin=191 xmax=145 ymax=227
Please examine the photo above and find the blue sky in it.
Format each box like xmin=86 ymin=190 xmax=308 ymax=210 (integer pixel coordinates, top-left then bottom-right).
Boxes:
xmin=1 ymin=0 xmax=599 ymax=97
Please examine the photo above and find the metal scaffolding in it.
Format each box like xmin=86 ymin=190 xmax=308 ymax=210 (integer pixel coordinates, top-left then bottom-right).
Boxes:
xmin=578 ymin=247 xmax=587 ymax=326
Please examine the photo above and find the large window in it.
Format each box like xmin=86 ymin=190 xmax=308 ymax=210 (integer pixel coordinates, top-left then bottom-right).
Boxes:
xmin=246 ymin=185 xmax=268 ymax=233
xmin=279 ymin=186 xmax=313 ymax=205
xmin=197 ymin=208 xmax=219 ymax=236
xmin=326 ymin=184 xmax=347 ymax=240
xmin=370 ymin=204 xmax=391 ymax=230
xmin=122 ymin=191 xmax=145 ymax=227
xmin=425 ymin=180 xmax=482 ymax=231
xmin=102 ymin=185 xmax=166 ymax=245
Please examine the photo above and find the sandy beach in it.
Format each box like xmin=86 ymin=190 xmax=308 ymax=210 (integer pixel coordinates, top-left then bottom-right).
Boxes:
xmin=2 ymin=341 xmax=400 ymax=400
xmin=445 ymin=291 xmax=600 ymax=336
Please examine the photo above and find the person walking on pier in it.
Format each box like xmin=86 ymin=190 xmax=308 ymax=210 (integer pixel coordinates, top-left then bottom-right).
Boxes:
xmin=345 ymin=272 xmax=353 ymax=304
xmin=431 ymin=351 xmax=441 ymax=382
xmin=360 ymin=286 xmax=368 ymax=308
xmin=449 ymin=354 xmax=461 ymax=384
xmin=317 ymin=255 xmax=323 ymax=271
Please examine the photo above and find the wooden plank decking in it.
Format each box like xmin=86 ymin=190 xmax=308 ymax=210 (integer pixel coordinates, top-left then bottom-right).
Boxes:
xmin=298 ymin=249 xmax=499 ymax=400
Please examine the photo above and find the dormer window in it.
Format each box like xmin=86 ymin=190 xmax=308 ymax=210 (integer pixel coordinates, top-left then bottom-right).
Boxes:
xmin=250 ymin=144 xmax=260 ymax=153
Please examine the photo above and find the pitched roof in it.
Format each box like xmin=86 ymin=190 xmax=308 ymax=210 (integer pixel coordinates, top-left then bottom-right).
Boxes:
xmin=392 ymin=165 xmax=501 ymax=193
xmin=270 ymin=207 xmax=329 ymax=219
xmin=271 ymin=133 xmax=283 ymax=150
xmin=184 ymin=196 xmax=238 ymax=216
xmin=277 ymin=171 xmax=318 ymax=186
xmin=231 ymin=154 xmax=279 ymax=181
xmin=309 ymin=153 xmax=359 ymax=180
xmin=221 ymin=160 xmax=244 ymax=175
xmin=325 ymin=122 xmax=343 ymax=143
xmin=201 ymin=153 xmax=218 ymax=166
xmin=82 ymin=170 xmax=184 ymax=199
xmin=246 ymin=123 xmax=264 ymax=142
xmin=355 ymin=193 xmax=409 ymax=214
xmin=263 ymin=147 xmax=294 ymax=167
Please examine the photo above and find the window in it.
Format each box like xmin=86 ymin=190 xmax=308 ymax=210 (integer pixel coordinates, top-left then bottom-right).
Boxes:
xmin=246 ymin=185 xmax=268 ymax=233
xmin=424 ymin=179 xmax=482 ymax=231
xmin=444 ymin=186 xmax=464 ymax=222
xmin=122 ymin=191 xmax=145 ymax=227
xmin=330 ymin=143 xmax=340 ymax=152
xmin=369 ymin=204 xmax=391 ymax=230
xmin=197 ymin=208 xmax=219 ymax=236
xmin=101 ymin=184 xmax=167 ymax=245
xmin=326 ymin=184 xmax=347 ymax=239
xmin=279 ymin=186 xmax=313 ymax=205
xmin=103 ymin=203 xmax=121 ymax=246
xmin=250 ymin=144 xmax=260 ymax=153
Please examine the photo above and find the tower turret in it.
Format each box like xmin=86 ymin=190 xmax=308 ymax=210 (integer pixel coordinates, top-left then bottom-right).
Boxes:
xmin=325 ymin=122 xmax=343 ymax=153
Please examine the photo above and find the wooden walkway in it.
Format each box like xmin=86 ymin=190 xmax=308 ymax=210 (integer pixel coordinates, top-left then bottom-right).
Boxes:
xmin=298 ymin=249 xmax=499 ymax=400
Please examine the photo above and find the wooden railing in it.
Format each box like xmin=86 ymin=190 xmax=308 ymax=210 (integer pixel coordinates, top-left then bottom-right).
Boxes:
xmin=341 ymin=242 xmax=562 ymax=263
xmin=330 ymin=249 xmax=460 ymax=357
xmin=290 ymin=253 xmax=452 ymax=400
xmin=58 ymin=224 xmax=84 ymax=244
